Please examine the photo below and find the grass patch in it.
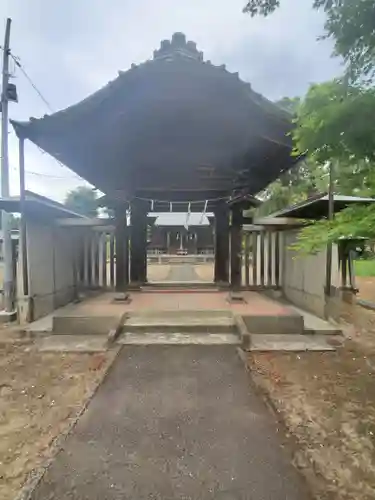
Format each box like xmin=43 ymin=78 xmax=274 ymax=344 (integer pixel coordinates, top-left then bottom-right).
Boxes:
xmin=355 ymin=259 xmax=375 ymax=277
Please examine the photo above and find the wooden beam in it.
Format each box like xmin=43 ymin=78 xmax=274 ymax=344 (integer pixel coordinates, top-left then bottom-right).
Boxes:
xmin=252 ymin=217 xmax=306 ymax=227
xmin=56 ymin=218 xmax=114 ymax=227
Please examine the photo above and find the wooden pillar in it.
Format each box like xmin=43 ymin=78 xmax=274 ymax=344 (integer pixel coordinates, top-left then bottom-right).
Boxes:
xmin=214 ymin=203 xmax=229 ymax=284
xmin=130 ymin=199 xmax=148 ymax=284
xmin=166 ymin=231 xmax=171 ymax=254
xmin=98 ymin=232 xmax=107 ymax=287
xmin=115 ymin=206 xmax=129 ymax=292
xmin=230 ymin=205 xmax=242 ymax=289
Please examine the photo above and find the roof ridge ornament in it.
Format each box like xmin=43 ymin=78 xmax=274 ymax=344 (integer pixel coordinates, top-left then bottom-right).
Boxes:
xmin=153 ymin=32 xmax=203 ymax=61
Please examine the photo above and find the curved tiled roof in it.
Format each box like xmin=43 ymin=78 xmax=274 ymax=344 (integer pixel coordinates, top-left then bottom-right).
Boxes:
xmin=12 ymin=33 xmax=296 ymax=199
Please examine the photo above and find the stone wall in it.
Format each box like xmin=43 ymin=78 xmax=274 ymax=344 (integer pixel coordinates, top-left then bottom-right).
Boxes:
xmin=282 ymin=228 xmax=340 ymax=318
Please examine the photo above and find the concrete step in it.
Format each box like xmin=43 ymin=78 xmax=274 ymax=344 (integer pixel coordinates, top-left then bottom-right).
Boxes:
xmin=117 ymin=332 xmax=240 ymax=345
xmin=289 ymin=306 xmax=342 ymax=335
xmin=242 ymin=313 xmax=304 ymax=335
xmin=35 ymin=334 xmax=109 ymax=352
xmin=122 ymin=311 xmax=237 ymax=334
xmin=249 ymin=333 xmax=336 ymax=352
xmin=53 ymin=315 xmax=122 ymax=335
xmin=142 ymin=282 xmax=220 ymax=293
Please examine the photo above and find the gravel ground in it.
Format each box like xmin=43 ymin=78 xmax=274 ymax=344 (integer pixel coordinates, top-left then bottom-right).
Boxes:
xmin=0 ymin=344 xmax=116 ymax=500
xmin=249 ymin=338 xmax=375 ymax=500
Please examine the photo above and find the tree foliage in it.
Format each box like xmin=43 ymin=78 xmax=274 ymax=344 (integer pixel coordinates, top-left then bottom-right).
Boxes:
xmin=293 ymin=80 xmax=375 ymax=163
xmin=289 ymin=79 xmax=375 ymax=252
xmin=256 ymin=159 xmax=325 ymax=216
xmin=256 ymin=80 xmax=375 ymax=249
xmin=244 ymin=1 xmax=375 ymax=253
xmin=243 ymin=0 xmax=375 ymax=80
xmin=65 ymin=186 xmax=98 ymax=217
xmin=291 ymin=204 xmax=375 ymax=255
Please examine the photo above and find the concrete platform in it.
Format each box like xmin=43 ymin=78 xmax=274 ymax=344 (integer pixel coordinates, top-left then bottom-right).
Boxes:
xmin=22 ymin=291 xmax=343 ymax=351
xmin=250 ymin=334 xmax=335 ymax=351
xmin=0 ymin=309 xmax=17 ymax=323
xmin=289 ymin=305 xmax=342 ymax=335
xmin=24 ymin=313 xmax=53 ymax=335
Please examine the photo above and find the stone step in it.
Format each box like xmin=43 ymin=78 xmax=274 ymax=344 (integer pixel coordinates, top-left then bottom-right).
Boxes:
xmin=35 ymin=334 xmax=109 ymax=352
xmin=289 ymin=306 xmax=342 ymax=335
xmin=242 ymin=313 xmax=304 ymax=335
xmin=122 ymin=312 xmax=237 ymax=334
xmin=144 ymin=281 xmax=218 ymax=287
xmin=117 ymin=332 xmax=240 ymax=345
xmin=141 ymin=288 xmax=219 ymax=294
xmin=142 ymin=282 xmax=220 ymax=293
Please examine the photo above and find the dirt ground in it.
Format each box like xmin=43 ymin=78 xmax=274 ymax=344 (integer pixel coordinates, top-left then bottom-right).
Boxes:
xmin=249 ymin=336 xmax=375 ymax=500
xmin=147 ymin=263 xmax=171 ymax=281
xmin=192 ymin=263 xmax=214 ymax=281
xmin=193 ymin=263 xmax=253 ymax=283
xmin=0 ymin=343 xmax=116 ymax=500
xmin=356 ymin=276 xmax=375 ymax=302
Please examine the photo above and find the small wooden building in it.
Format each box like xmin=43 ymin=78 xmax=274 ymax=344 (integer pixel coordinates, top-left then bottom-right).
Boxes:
xmin=12 ymin=32 xmax=298 ymax=289
xmin=148 ymin=213 xmax=213 ymax=254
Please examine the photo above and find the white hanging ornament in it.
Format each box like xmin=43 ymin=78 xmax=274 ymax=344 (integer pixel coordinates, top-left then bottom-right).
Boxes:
xmin=184 ymin=202 xmax=191 ymax=230
xmin=200 ymin=200 xmax=208 ymax=224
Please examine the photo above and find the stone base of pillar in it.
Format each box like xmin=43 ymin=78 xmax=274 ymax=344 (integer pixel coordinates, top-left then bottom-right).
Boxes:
xmin=128 ymin=281 xmax=143 ymax=290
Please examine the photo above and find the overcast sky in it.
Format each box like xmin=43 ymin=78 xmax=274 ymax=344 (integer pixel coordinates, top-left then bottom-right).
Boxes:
xmin=0 ymin=0 xmax=342 ymax=202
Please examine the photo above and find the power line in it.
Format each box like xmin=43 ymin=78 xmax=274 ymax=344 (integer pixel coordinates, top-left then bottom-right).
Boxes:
xmin=34 ymin=143 xmax=84 ymax=180
xmin=7 ymin=124 xmax=84 ymax=181
xmin=0 ymin=44 xmax=53 ymax=112
xmin=10 ymin=52 xmax=54 ymax=112
xmin=2 ymin=47 xmax=91 ymax=184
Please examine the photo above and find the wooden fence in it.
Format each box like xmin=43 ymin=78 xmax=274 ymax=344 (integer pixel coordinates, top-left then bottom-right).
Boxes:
xmin=241 ymin=229 xmax=283 ymax=289
xmin=72 ymin=227 xmax=285 ymax=290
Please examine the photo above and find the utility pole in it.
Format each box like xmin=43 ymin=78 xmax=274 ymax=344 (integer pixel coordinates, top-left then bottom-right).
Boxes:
xmin=1 ymin=18 xmax=14 ymax=312
xmin=325 ymin=161 xmax=334 ymax=297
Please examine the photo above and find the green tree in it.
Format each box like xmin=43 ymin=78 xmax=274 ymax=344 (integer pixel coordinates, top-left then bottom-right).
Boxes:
xmin=275 ymin=96 xmax=300 ymax=114
xmin=293 ymin=80 xmax=375 ymax=164
xmin=256 ymin=159 xmax=325 ymax=216
xmin=65 ymin=186 xmax=98 ymax=217
xmin=288 ymin=80 xmax=375 ymax=252
xmin=0 ymin=213 xmax=20 ymax=230
xmin=243 ymin=0 xmax=375 ymax=80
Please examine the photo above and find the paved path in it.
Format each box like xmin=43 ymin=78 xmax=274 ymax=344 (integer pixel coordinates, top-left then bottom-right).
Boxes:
xmin=29 ymin=346 xmax=310 ymax=499
xmin=165 ymin=263 xmax=200 ymax=281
